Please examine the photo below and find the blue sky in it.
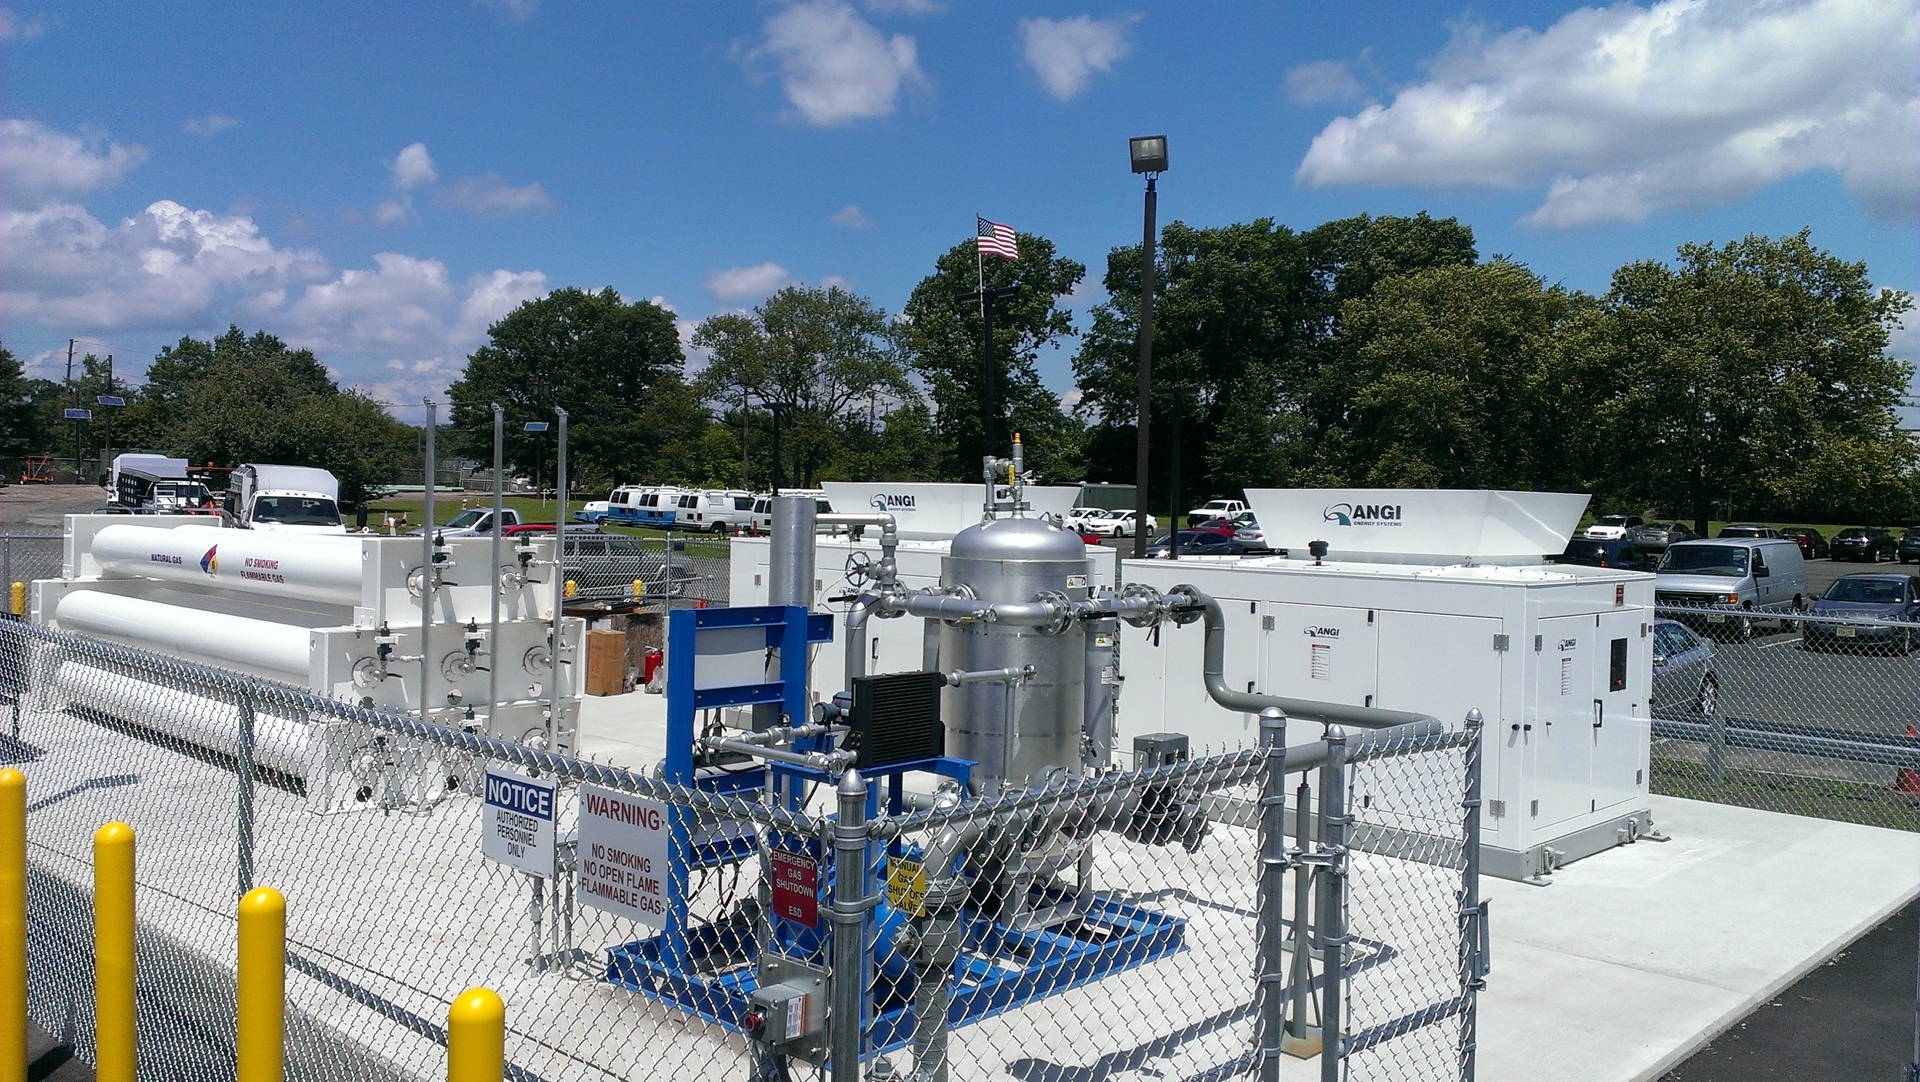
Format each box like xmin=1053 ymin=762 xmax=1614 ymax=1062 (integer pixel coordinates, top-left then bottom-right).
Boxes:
xmin=2 ymin=0 xmax=1915 ymax=423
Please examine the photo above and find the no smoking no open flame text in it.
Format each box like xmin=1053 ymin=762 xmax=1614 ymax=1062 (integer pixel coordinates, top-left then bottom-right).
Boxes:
xmin=578 ymin=786 xmax=672 ymax=928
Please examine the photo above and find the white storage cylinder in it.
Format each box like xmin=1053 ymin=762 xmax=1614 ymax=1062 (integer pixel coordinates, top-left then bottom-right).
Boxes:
xmin=92 ymin=524 xmax=364 ymax=606
xmin=55 ymin=591 xmax=311 ymax=681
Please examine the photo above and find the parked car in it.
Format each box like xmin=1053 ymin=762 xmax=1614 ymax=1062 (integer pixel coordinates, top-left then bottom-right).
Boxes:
xmin=1557 ymin=537 xmax=1653 ymax=570
xmin=1655 ymin=537 xmax=1808 ymax=642
xmin=1087 ymin=510 xmax=1156 ymax=538
xmin=1146 ymin=530 xmax=1247 ymax=558
xmin=1716 ymin=524 xmax=1781 ymax=539
xmin=749 ymin=493 xmax=835 ymax=534
xmin=1898 ymin=529 xmax=1920 ymax=564
xmin=1651 ymin=619 xmax=1718 ymax=716
xmin=1228 ymin=512 xmax=1268 ymax=550
xmin=1186 ymin=499 xmax=1247 ymax=528
xmin=564 ymin=532 xmax=698 ymax=601
xmin=1583 ymin=514 xmax=1644 ymax=540
xmin=1802 ymin=574 xmax=1920 ymax=652
xmin=409 ymin=507 xmax=521 ymax=537
xmin=1625 ymin=521 xmax=1697 ymax=554
xmin=1829 ymin=527 xmax=1897 ymax=562
xmin=1779 ymin=527 xmax=1830 ymax=560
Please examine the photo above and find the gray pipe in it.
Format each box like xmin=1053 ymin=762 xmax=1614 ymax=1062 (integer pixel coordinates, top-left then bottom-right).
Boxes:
xmin=901 ymin=593 xmax=1065 ymax=628
xmin=1083 ymin=616 xmax=1119 ymax=767
xmin=768 ymin=496 xmax=817 ymax=608
xmin=1172 ymin=585 xmax=1440 ymax=730
xmin=847 ymin=592 xmax=879 ymax=685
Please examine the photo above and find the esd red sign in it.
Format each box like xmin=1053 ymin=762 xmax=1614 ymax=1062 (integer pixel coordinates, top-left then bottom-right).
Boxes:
xmin=769 ymin=849 xmax=819 ymax=927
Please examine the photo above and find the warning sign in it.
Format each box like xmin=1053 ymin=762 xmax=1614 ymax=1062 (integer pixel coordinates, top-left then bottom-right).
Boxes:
xmin=885 ymin=858 xmax=928 ymax=917
xmin=481 ymin=768 xmax=555 ymax=878
xmin=769 ymin=849 xmax=819 ymax=927
xmin=577 ymin=785 xmax=672 ymax=929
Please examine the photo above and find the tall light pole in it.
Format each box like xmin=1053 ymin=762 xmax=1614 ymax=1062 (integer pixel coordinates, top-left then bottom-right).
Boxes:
xmin=1129 ymin=135 xmax=1168 ymax=561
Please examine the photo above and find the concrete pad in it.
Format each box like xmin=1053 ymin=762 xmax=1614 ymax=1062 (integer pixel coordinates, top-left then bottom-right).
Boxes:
xmin=1477 ymin=795 xmax=1920 ymax=1082
xmin=575 ymin=685 xmax=669 ymax=768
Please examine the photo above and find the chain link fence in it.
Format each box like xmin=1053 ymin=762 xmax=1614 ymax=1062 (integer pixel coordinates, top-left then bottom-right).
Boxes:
xmin=0 ymin=617 xmax=1478 ymax=1081
xmin=1649 ymin=604 xmax=1920 ymax=832
xmin=2 ymin=535 xmax=64 ymax=595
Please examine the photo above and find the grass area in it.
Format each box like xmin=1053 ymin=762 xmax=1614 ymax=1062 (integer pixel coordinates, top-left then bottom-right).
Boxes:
xmin=1651 ymin=755 xmax=1919 ymax=831
xmin=363 ymin=495 xmax=733 ymax=558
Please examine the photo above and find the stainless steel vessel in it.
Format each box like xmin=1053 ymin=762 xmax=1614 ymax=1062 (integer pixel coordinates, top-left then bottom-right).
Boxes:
xmin=939 ymin=517 xmax=1092 ymax=793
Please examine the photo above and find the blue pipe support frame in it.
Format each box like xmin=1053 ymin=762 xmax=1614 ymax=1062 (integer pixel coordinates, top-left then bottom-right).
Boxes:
xmin=605 ymin=603 xmax=1187 ymax=1059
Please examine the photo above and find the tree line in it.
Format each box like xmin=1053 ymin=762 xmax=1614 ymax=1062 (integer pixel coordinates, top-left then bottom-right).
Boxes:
xmin=3 ymin=215 xmax=1910 ymax=526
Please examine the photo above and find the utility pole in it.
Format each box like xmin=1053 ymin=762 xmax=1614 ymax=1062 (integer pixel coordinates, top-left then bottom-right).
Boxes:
xmin=65 ymin=340 xmax=77 ymax=481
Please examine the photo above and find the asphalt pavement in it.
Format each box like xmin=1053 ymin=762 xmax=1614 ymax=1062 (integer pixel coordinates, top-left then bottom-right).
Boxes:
xmin=1658 ymin=899 xmax=1917 ymax=1082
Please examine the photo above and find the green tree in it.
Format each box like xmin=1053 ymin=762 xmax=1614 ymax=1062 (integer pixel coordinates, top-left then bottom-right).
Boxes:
xmin=897 ymin=232 xmax=1086 ymax=481
xmin=1572 ymin=231 xmax=1914 ymax=527
xmin=0 ymin=341 xmax=51 ymax=471
xmin=126 ymin=327 xmax=413 ymax=508
xmin=447 ymin=287 xmax=684 ymax=487
xmin=1332 ymin=261 xmax=1587 ymax=489
xmin=691 ymin=285 xmax=916 ymax=488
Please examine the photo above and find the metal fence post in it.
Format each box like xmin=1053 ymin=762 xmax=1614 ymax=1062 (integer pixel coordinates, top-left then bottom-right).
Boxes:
xmin=236 ymin=682 xmax=256 ymax=897
xmin=1254 ymin=707 xmax=1288 ymax=1082
xmin=1460 ymin=709 xmax=1487 ymax=1082
xmin=831 ymin=769 xmax=869 ymax=1082
xmin=1318 ymin=726 xmax=1349 ymax=1082
xmin=1706 ymin=696 xmax=1727 ymax=785
xmin=1286 ymin=774 xmax=1318 ymax=1057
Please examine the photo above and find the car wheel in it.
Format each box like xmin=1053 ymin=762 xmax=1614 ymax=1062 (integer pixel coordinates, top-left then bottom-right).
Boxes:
xmin=1732 ymin=612 xmax=1753 ymax=643
xmin=1696 ymin=676 xmax=1719 ymax=716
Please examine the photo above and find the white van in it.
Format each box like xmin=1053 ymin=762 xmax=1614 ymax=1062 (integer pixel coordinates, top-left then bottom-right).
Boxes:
xmin=630 ymin=487 xmax=683 ymax=528
xmin=1656 ymin=536 xmax=1808 ymax=641
xmin=750 ymin=491 xmax=835 ymax=534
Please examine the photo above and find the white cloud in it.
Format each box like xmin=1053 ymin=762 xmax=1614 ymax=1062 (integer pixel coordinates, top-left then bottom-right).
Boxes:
xmin=0 ymin=8 xmax=47 ymax=40
xmin=0 ymin=119 xmax=145 ymax=208
xmin=390 ymin=142 xmax=437 ymax=191
xmin=475 ymin=0 xmax=536 ymax=23
xmin=456 ymin=268 xmax=548 ymax=344
xmin=829 ymin=204 xmax=872 ymax=227
xmin=705 ymin=262 xmax=791 ymax=302
xmin=182 ymin=114 xmax=238 ymax=136
xmin=1019 ymin=14 xmax=1139 ymax=101
xmin=1296 ymin=0 xmax=1920 ymax=226
xmin=372 ymin=197 xmax=417 ymax=228
xmin=1284 ymin=60 xmax=1363 ymax=105
xmin=441 ymin=173 xmax=554 ymax=217
xmin=747 ymin=1 xmax=928 ymax=125
xmin=0 ymin=198 xmax=326 ymax=330
xmin=863 ymin=0 xmax=942 ymax=12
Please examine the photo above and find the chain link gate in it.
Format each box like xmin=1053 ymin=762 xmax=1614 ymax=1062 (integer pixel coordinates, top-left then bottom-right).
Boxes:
xmin=0 ymin=617 xmax=1481 ymax=1081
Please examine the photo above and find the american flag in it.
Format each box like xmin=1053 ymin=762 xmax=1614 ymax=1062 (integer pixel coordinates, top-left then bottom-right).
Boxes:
xmin=976 ymin=217 xmax=1018 ymax=260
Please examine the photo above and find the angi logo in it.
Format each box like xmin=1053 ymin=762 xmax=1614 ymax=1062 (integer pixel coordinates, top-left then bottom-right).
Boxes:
xmin=869 ymin=493 xmax=916 ymax=510
xmin=1323 ymin=501 xmax=1403 ymax=527
xmin=1303 ymin=625 xmax=1341 ymax=639
xmin=199 ymin=545 xmax=219 ymax=575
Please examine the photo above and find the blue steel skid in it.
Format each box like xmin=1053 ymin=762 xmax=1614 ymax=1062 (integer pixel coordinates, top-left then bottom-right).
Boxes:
xmin=604 ymin=604 xmax=1188 ymax=1058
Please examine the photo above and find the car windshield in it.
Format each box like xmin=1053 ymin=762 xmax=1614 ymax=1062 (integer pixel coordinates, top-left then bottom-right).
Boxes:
xmin=445 ymin=509 xmax=487 ymax=528
xmin=1595 ymin=515 xmax=1631 ymax=527
xmin=1658 ymin=545 xmax=1749 ymax=576
xmin=1825 ymin=578 xmax=1906 ymax=604
xmin=252 ymin=496 xmax=340 ymax=526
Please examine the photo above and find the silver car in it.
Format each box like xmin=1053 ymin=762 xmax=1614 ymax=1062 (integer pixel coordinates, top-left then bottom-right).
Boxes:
xmin=1651 ymin=619 xmax=1718 ymax=716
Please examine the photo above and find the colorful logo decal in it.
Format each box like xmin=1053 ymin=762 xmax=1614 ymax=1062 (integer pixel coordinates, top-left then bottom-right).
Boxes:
xmin=199 ymin=545 xmax=218 ymax=575
xmin=1324 ymin=503 xmax=1353 ymax=526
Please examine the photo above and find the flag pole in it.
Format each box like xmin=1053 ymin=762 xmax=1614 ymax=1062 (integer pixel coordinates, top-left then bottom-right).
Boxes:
xmin=975 ymin=213 xmax=986 ymax=320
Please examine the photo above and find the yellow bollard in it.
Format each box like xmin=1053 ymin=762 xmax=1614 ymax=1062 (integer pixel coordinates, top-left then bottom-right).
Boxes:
xmin=0 ymin=770 xmax=24 ymax=1082
xmin=236 ymin=887 xmax=285 ymax=1082
xmin=446 ymin=987 xmax=504 ymax=1082
xmin=7 ymin=582 xmax=21 ymax=618
xmin=93 ymin=822 xmax=136 ymax=1082
xmin=564 ymin=579 xmax=577 ymax=599
xmin=631 ymin=579 xmax=644 ymax=600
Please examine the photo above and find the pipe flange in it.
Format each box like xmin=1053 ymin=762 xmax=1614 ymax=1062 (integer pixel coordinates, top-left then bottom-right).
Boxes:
xmin=405 ymin=565 xmax=442 ymax=599
xmin=1030 ymin=592 xmax=1075 ymax=635
xmin=1115 ymin=583 xmax=1166 ymax=628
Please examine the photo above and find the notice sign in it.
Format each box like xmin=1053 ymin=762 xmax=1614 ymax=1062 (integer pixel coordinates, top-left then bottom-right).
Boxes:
xmin=769 ymin=849 xmax=820 ymax=927
xmin=481 ymin=768 xmax=555 ymax=878
xmin=577 ymin=785 xmax=671 ymax=929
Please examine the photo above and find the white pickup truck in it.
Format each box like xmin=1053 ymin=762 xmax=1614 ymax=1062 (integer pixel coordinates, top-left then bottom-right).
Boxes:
xmin=1186 ymin=498 xmax=1248 ymax=527
xmin=409 ymin=507 xmax=522 ymax=537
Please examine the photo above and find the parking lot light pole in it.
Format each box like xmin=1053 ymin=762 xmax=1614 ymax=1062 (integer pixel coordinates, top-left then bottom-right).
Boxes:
xmin=1129 ymin=136 xmax=1167 ymax=561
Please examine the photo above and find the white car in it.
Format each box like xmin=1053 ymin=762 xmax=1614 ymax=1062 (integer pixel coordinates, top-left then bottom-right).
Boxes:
xmin=1187 ymin=499 xmax=1247 ymax=527
xmin=1064 ymin=507 xmax=1110 ymax=529
xmin=1088 ymin=510 xmax=1155 ymax=538
xmin=1584 ymin=514 xmax=1644 ymax=540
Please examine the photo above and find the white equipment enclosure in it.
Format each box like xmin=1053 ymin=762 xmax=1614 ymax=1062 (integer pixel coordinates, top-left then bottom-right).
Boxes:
xmin=1120 ymin=489 xmax=1657 ymax=882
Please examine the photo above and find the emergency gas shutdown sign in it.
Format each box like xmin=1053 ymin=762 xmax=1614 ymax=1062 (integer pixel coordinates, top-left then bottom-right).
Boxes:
xmin=481 ymin=767 xmax=555 ymax=878
xmin=577 ymin=785 xmax=672 ymax=929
